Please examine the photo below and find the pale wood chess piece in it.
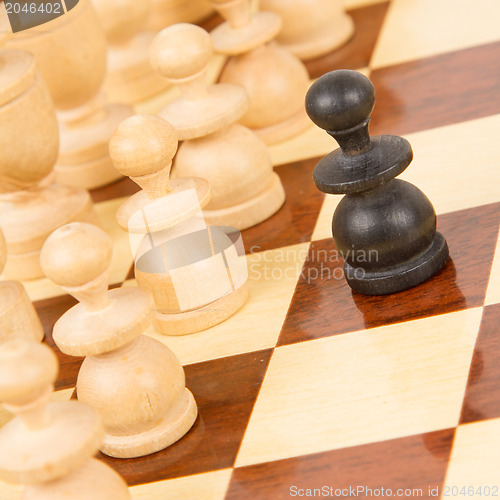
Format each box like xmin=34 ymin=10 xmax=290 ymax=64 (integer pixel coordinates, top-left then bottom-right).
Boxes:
xmin=0 ymin=228 xmax=44 ymax=342
xmin=6 ymin=0 xmax=133 ymax=189
xmin=209 ymin=0 xmax=311 ymax=144
xmin=147 ymin=0 xmax=214 ymax=31
xmin=260 ymin=0 xmax=354 ymax=61
xmin=110 ymin=114 xmax=249 ymax=335
xmin=150 ymin=23 xmax=286 ymax=229
xmin=0 ymin=338 xmax=131 ymax=499
xmin=92 ymin=0 xmax=170 ymax=105
xmin=0 ymin=7 xmax=10 ymax=46
xmin=0 ymin=28 xmax=96 ymax=280
xmin=40 ymin=222 xmax=197 ymax=458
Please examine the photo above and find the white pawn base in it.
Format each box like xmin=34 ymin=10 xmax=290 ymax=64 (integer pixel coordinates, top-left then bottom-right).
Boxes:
xmin=251 ymin=107 xmax=312 ymax=145
xmin=203 ymin=173 xmax=285 ymax=230
xmin=23 ymin=458 xmax=130 ymax=500
xmin=101 ymin=389 xmax=197 ymax=459
xmin=154 ymin=283 xmax=249 ymax=336
xmin=281 ymin=14 xmax=354 ymax=61
xmin=54 ymin=156 xmax=124 ymax=191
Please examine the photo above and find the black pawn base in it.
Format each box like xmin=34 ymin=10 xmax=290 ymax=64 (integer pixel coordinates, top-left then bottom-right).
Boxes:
xmin=344 ymin=232 xmax=449 ymax=295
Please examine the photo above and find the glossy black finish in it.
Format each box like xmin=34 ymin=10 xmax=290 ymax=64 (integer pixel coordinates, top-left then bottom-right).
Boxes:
xmin=306 ymin=70 xmax=449 ymax=295
xmin=306 ymin=71 xmax=375 ymax=130
xmin=333 ymin=180 xmax=436 ymax=268
xmin=312 ymin=135 xmax=412 ymax=194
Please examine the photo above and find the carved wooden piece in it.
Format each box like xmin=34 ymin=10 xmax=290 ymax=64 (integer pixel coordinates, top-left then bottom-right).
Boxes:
xmin=6 ymin=0 xmax=132 ymax=189
xmin=0 ymin=339 xmax=130 ymax=498
xmin=306 ymin=70 xmax=449 ymax=294
xmin=0 ymin=44 xmax=96 ymax=279
xmin=149 ymin=23 xmax=285 ymax=229
xmin=0 ymin=8 xmax=9 ymax=47
xmin=110 ymin=114 xmax=249 ymax=335
xmin=210 ymin=0 xmax=311 ymax=144
xmin=40 ymin=222 xmax=197 ymax=457
xmin=92 ymin=0 xmax=170 ymax=104
xmin=260 ymin=0 xmax=354 ymax=61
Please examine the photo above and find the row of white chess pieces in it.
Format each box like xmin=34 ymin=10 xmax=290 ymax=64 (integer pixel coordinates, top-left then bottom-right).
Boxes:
xmin=0 ymin=0 xmax=353 ymax=281
xmin=1 ymin=0 xmax=353 ymax=190
xmin=0 ymin=1 xmax=353 ymax=496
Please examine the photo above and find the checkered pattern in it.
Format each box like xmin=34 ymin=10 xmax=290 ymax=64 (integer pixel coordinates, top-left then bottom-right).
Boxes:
xmin=1 ymin=0 xmax=500 ymax=498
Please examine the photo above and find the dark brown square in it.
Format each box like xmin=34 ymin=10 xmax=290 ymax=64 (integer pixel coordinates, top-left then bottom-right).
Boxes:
xmin=99 ymin=349 xmax=273 ymax=486
xmin=35 ymin=293 xmax=83 ymax=390
xmin=279 ymin=202 xmax=500 ymax=346
xmin=370 ymin=41 xmax=500 ymax=137
xmin=89 ymin=177 xmax=140 ymax=204
xmin=226 ymin=428 xmax=455 ymax=500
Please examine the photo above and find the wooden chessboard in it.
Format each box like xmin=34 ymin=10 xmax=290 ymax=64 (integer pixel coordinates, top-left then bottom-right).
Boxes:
xmin=2 ymin=0 xmax=500 ymax=497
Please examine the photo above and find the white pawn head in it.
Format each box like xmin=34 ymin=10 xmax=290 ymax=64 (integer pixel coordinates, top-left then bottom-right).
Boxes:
xmin=0 ymin=339 xmax=58 ymax=407
xmin=110 ymin=114 xmax=178 ymax=180
xmin=40 ymin=223 xmax=112 ymax=289
xmin=150 ymin=23 xmax=213 ymax=81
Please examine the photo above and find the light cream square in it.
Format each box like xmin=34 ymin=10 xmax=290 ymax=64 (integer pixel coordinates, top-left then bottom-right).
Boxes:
xmin=371 ymin=0 xmax=500 ymax=69
xmin=236 ymin=308 xmax=483 ymax=466
xmin=130 ymin=468 xmax=232 ymax=500
xmin=444 ymin=418 xmax=500 ymax=495
xmin=130 ymin=242 xmax=310 ymax=365
xmin=485 ymin=230 xmax=500 ymax=306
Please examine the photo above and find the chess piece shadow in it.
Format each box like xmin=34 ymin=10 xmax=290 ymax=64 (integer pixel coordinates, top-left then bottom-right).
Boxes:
xmin=98 ymin=415 xmax=205 ymax=482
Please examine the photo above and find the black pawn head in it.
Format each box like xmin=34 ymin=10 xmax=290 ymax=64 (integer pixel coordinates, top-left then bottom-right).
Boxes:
xmin=306 ymin=70 xmax=375 ymax=153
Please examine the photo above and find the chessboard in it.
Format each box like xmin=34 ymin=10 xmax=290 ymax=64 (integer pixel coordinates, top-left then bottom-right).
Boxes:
xmin=1 ymin=0 xmax=500 ymax=498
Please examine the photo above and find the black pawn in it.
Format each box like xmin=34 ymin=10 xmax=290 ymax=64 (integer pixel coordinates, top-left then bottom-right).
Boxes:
xmin=305 ymin=70 xmax=449 ymax=295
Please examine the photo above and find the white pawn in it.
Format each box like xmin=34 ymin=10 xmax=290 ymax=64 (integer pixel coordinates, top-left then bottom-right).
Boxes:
xmin=40 ymin=223 xmax=197 ymax=458
xmin=209 ymin=0 xmax=311 ymax=144
xmin=110 ymin=114 xmax=249 ymax=335
xmin=91 ymin=0 xmax=170 ymax=104
xmin=6 ymin=0 xmax=133 ymax=189
xmin=0 ymin=14 xmax=96 ymax=280
xmin=0 ymin=7 xmax=10 ymax=45
xmin=0 ymin=338 xmax=131 ymax=499
xmin=150 ymin=23 xmax=285 ymax=230
xmin=260 ymin=0 xmax=354 ymax=61
xmin=0 ymin=228 xmax=44 ymax=342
